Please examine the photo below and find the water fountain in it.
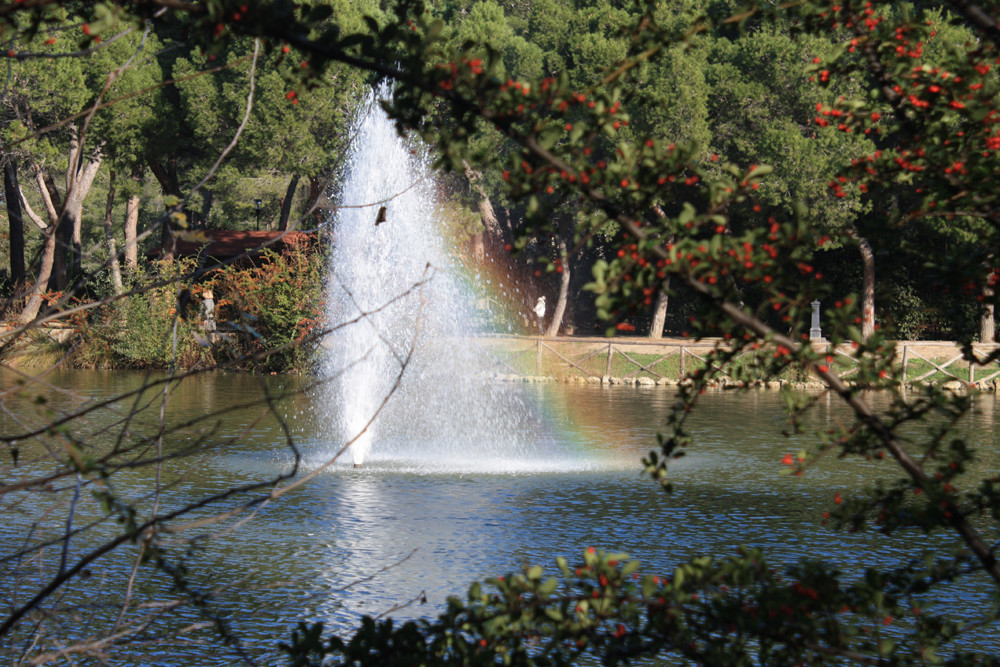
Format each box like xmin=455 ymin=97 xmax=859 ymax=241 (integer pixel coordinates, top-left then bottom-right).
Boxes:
xmin=320 ymin=90 xmax=581 ymax=473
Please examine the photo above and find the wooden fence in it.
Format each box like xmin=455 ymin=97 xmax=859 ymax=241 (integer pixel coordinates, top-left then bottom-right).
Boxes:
xmin=474 ymin=337 xmax=1000 ymax=387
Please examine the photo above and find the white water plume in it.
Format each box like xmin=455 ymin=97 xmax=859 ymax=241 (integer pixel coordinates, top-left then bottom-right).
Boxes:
xmin=320 ymin=89 xmax=568 ymax=473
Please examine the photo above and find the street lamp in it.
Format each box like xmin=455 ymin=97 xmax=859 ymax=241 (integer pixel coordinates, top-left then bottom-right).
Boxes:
xmin=254 ymin=198 xmax=262 ymax=230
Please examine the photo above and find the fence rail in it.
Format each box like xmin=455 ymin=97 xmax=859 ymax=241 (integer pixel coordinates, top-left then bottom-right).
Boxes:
xmin=474 ymin=337 xmax=1000 ymax=388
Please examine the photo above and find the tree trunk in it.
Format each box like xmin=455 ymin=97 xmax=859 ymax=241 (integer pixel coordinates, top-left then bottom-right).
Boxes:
xmin=51 ymin=210 xmax=72 ymax=290
xmin=544 ymin=238 xmax=570 ymax=338
xmin=56 ymin=132 xmax=82 ymax=290
xmin=981 ymin=281 xmax=995 ymax=343
xmin=45 ymin=140 xmax=101 ymax=291
xmin=104 ymin=170 xmax=123 ymax=294
xmin=4 ymin=161 xmax=25 ymax=286
xmin=124 ymin=193 xmax=139 ymax=270
xmin=463 ymin=160 xmax=502 ymax=259
xmin=69 ymin=153 xmax=102 ymax=285
xmin=279 ymin=174 xmax=300 ymax=231
xmin=18 ymin=224 xmax=57 ymax=324
xmin=46 ymin=161 xmax=69 ymax=291
xmin=981 ymin=304 xmax=995 ymax=343
xmin=199 ymin=189 xmax=213 ymax=229
xmin=15 ymin=169 xmax=60 ymax=323
xmin=31 ymin=167 xmax=62 ymax=293
xmin=306 ymin=176 xmax=323 ymax=225
xmin=858 ymin=235 xmax=875 ymax=341
xmin=38 ymin=169 xmax=61 ymax=221
xmin=648 ymin=210 xmax=672 ymax=339
xmin=648 ymin=277 xmax=672 ymax=339
xmin=470 ymin=232 xmax=485 ymax=262
xmin=148 ymin=154 xmax=180 ymax=262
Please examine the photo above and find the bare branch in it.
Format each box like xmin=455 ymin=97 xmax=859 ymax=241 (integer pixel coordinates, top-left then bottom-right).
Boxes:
xmin=17 ymin=185 xmax=47 ymax=231
xmin=5 ymin=24 xmax=135 ymax=62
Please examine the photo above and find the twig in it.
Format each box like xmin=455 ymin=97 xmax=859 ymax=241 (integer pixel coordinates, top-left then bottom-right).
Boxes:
xmin=56 ymin=474 xmax=82 ymax=577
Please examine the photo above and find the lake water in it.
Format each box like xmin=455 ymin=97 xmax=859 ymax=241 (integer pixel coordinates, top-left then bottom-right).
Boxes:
xmin=1 ymin=369 xmax=998 ymax=664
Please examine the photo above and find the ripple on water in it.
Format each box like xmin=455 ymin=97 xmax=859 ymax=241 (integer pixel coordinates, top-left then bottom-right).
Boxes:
xmin=4 ymin=373 xmax=999 ymax=664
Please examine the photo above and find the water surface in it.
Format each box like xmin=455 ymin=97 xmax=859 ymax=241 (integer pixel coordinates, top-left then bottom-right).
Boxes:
xmin=2 ymin=370 xmax=998 ymax=664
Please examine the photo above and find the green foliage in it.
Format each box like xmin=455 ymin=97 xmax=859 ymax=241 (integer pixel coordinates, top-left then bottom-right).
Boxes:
xmin=64 ymin=241 xmax=326 ymax=373
xmin=705 ymin=26 xmax=874 ymax=230
xmin=72 ymin=260 xmax=211 ymax=369
xmin=283 ymin=546 xmax=984 ymax=666
xmin=213 ymin=238 xmax=327 ymax=372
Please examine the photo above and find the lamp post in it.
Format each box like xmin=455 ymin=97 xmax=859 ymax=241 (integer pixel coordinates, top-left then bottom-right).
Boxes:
xmin=254 ymin=198 xmax=262 ymax=230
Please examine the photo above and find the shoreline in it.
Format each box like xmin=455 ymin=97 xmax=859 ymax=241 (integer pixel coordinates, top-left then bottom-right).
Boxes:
xmin=3 ymin=328 xmax=998 ymax=392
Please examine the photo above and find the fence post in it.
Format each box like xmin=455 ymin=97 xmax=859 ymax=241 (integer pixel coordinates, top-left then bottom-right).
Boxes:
xmin=970 ymin=349 xmax=975 ymax=385
xmin=605 ymin=343 xmax=613 ymax=377
xmin=536 ymin=338 xmax=542 ymax=373
xmin=680 ymin=346 xmax=686 ymax=378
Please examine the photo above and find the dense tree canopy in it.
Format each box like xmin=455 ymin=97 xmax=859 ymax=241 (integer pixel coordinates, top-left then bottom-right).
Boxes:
xmin=0 ymin=0 xmax=373 ymax=325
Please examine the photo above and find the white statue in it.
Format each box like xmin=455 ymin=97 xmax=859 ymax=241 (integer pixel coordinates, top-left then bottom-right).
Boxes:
xmin=202 ymin=290 xmax=217 ymax=334
xmin=533 ymin=296 xmax=546 ymax=333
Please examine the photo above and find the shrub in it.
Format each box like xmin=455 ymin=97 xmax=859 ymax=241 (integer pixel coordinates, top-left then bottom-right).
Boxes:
xmin=73 ymin=259 xmax=212 ymax=369
xmin=213 ymin=237 xmax=326 ymax=373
